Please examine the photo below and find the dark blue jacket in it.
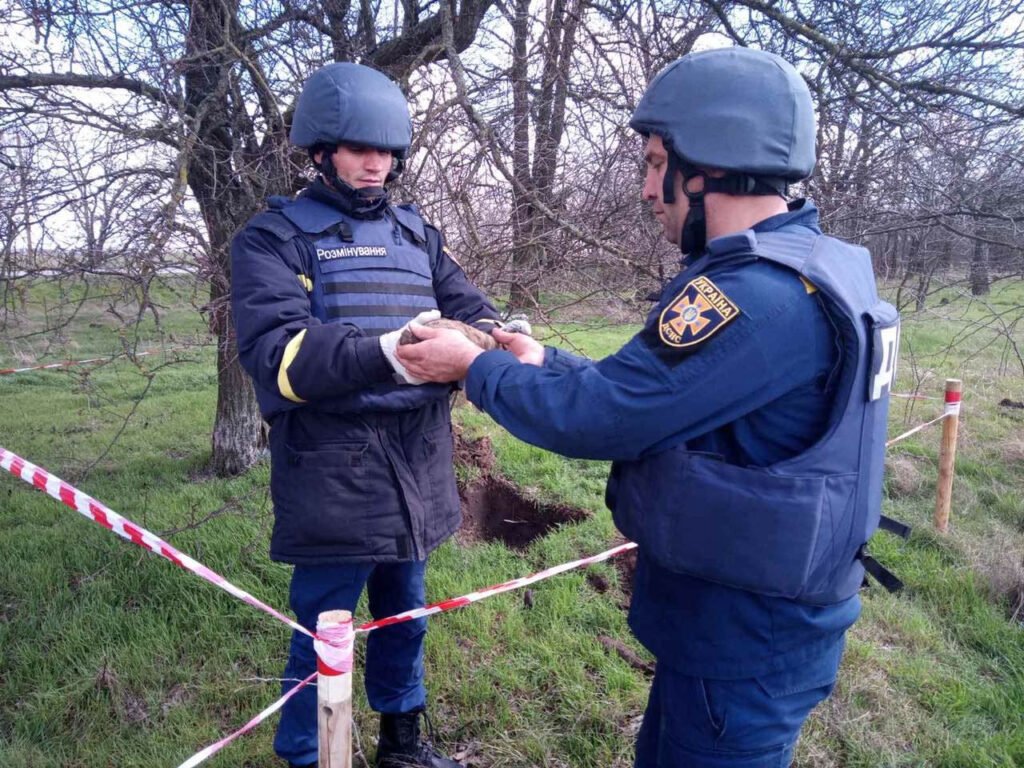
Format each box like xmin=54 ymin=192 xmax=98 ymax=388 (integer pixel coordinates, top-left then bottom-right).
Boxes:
xmin=231 ymin=181 xmax=500 ymax=564
xmin=465 ymin=201 xmax=894 ymax=677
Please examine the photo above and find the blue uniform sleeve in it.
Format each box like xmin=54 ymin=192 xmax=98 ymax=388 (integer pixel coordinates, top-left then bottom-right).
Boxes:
xmin=230 ymin=224 xmax=392 ymax=403
xmin=543 ymin=346 xmax=592 ymax=373
xmin=465 ymin=262 xmax=836 ymax=461
xmin=427 ymin=226 xmax=502 ymax=331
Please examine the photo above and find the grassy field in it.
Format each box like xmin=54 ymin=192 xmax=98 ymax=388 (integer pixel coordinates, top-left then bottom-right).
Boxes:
xmin=0 ymin=276 xmax=1022 ymax=767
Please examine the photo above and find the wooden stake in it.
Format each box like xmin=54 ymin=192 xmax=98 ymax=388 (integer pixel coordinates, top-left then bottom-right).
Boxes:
xmin=933 ymin=379 xmax=962 ymax=533
xmin=317 ymin=609 xmax=353 ymax=768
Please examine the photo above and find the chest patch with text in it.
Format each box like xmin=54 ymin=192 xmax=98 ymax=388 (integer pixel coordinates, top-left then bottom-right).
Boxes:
xmin=658 ymin=275 xmax=740 ymax=348
xmin=316 ymin=245 xmax=388 ymax=260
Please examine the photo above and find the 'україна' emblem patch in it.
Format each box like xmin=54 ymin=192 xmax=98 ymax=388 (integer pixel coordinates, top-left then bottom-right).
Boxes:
xmin=658 ymin=275 xmax=740 ymax=348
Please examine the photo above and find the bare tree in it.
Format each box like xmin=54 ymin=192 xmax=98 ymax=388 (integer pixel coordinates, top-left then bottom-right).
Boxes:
xmin=2 ymin=0 xmax=1021 ymax=476
xmin=0 ymin=0 xmax=496 ymax=475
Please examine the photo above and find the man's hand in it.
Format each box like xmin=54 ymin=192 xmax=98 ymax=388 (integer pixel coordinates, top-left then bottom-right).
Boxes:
xmin=493 ymin=327 xmax=544 ymax=366
xmin=379 ymin=310 xmax=441 ymax=384
xmin=395 ymin=323 xmax=484 ymax=383
xmin=400 ymin=318 xmax=497 ymax=351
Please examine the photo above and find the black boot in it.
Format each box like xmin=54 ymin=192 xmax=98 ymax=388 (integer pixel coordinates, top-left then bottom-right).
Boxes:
xmin=376 ymin=709 xmax=464 ymax=768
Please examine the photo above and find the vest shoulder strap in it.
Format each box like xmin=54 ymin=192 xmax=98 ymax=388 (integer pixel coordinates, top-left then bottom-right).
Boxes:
xmin=752 ymin=230 xmax=819 ymax=275
xmin=281 ymin=196 xmax=349 ymax=235
xmin=248 ymin=208 xmax=313 ymax=274
xmin=391 ymin=203 xmax=428 ymax=246
xmin=423 ymin=223 xmax=442 ymax=270
xmin=248 ymin=209 xmax=300 ymax=242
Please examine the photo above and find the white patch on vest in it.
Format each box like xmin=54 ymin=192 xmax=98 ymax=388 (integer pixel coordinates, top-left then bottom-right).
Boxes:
xmin=870 ymin=323 xmax=900 ymax=401
xmin=317 ymin=246 xmax=388 ymax=260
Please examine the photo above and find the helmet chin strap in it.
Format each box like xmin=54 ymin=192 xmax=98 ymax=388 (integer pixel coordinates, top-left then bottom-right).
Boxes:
xmin=662 ymin=150 xmax=708 ymax=256
xmin=316 ymin=150 xmax=344 ymax=192
xmin=661 ymin=143 xmax=787 ymax=257
xmin=679 ymin=171 xmax=708 ymax=257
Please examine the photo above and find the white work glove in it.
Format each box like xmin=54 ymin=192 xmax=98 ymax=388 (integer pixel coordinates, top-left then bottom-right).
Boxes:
xmin=502 ymin=314 xmax=533 ymax=336
xmin=379 ymin=310 xmax=441 ymax=384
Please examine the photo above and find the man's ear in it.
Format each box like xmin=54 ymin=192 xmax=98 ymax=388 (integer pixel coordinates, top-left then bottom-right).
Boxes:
xmin=313 ymin=150 xmax=323 ymax=165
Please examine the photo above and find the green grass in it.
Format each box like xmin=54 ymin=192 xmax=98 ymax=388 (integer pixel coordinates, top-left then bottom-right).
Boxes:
xmin=0 ymin=276 xmax=1022 ymax=766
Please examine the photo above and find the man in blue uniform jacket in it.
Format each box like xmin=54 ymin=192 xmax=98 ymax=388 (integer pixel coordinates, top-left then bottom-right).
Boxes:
xmin=230 ymin=62 xmax=501 ymax=768
xmin=397 ymin=48 xmax=900 ymax=767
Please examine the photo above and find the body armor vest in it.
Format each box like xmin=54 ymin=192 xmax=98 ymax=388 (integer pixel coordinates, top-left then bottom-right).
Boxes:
xmin=253 ymin=194 xmax=451 ymax=416
xmin=611 ymin=230 xmax=899 ymax=605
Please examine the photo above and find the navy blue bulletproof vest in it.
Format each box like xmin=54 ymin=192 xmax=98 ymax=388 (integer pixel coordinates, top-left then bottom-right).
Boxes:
xmin=250 ymin=194 xmax=451 ymax=415
xmin=612 ymin=229 xmax=899 ymax=606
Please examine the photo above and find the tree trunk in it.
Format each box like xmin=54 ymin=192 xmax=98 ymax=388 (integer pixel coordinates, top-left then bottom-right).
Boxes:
xmin=184 ymin=0 xmax=267 ymax=476
xmin=508 ymin=0 xmax=539 ymax=311
xmin=969 ymin=235 xmax=990 ymax=296
xmin=211 ymin=316 xmax=266 ymax=475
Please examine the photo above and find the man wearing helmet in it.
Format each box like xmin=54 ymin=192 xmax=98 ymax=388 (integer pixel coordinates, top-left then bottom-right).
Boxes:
xmin=397 ymin=47 xmax=900 ymax=767
xmin=231 ymin=62 xmax=500 ymax=768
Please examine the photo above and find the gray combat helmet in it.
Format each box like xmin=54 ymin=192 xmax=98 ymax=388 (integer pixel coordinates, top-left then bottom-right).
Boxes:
xmin=630 ymin=47 xmax=816 ymax=181
xmin=290 ymin=62 xmax=412 ymax=156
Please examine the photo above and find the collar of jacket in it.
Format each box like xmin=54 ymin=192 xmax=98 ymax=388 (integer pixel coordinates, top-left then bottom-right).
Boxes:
xmin=680 ymin=198 xmax=823 ymax=269
xmin=306 ymin=178 xmax=389 ymax=220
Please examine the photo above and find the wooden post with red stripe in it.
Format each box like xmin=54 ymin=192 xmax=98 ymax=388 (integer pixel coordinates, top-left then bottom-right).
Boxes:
xmin=317 ymin=610 xmax=354 ymax=768
xmin=933 ymin=379 xmax=962 ymax=533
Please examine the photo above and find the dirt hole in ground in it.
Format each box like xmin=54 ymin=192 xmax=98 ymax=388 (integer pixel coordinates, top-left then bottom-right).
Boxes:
xmin=454 ymin=427 xmax=588 ymax=550
xmin=459 ymin=475 xmax=588 ymax=549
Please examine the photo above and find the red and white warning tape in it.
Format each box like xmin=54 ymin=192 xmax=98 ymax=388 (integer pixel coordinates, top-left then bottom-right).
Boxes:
xmin=179 ymin=541 xmax=637 ymax=767
xmin=181 ymin=385 xmax=965 ymax=765
xmin=3 ymin=376 xmax=970 ymax=767
xmin=176 ymin=672 xmax=316 ymax=768
xmin=885 ymin=388 xmax=961 ymax=448
xmin=0 ymin=447 xmax=314 ymax=640
xmin=943 ymin=389 xmax=961 ymax=416
xmin=355 ymin=541 xmax=638 ymax=634
xmin=0 ymin=346 xmax=197 ymax=376
xmin=8 ymin=384 xmax=967 ymax=766
xmin=0 ymin=444 xmax=637 ymax=767
xmin=885 ymin=412 xmax=948 ymax=447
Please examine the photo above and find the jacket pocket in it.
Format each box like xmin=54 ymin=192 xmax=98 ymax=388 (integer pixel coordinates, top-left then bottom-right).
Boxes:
xmin=271 ymin=439 xmax=388 ymax=552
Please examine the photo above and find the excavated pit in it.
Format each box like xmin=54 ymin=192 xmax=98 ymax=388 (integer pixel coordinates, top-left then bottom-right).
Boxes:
xmin=453 ymin=427 xmax=588 ymax=550
xmin=458 ymin=475 xmax=588 ymax=550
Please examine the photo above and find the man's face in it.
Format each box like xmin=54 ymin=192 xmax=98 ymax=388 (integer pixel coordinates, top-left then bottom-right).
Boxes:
xmin=321 ymin=144 xmax=393 ymax=189
xmin=642 ymin=134 xmax=688 ymax=245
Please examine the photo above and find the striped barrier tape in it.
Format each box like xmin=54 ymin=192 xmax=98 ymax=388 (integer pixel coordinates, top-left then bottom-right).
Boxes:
xmin=179 ymin=385 xmax=963 ymax=766
xmin=176 ymin=672 xmax=317 ymax=768
xmin=0 ymin=346 xmax=201 ymax=376
xmin=0 ymin=446 xmax=315 ymax=640
xmin=885 ymin=412 xmax=949 ymax=447
xmin=317 ymin=613 xmax=355 ymax=675
xmin=11 ymin=384 xmax=968 ymax=767
xmin=886 ymin=389 xmax=961 ymax=447
xmin=355 ymin=541 xmax=638 ymax=634
xmin=944 ymin=388 xmax=962 ymax=416
xmin=179 ymin=540 xmax=637 ymax=767
xmin=0 ymin=444 xmax=638 ymax=767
